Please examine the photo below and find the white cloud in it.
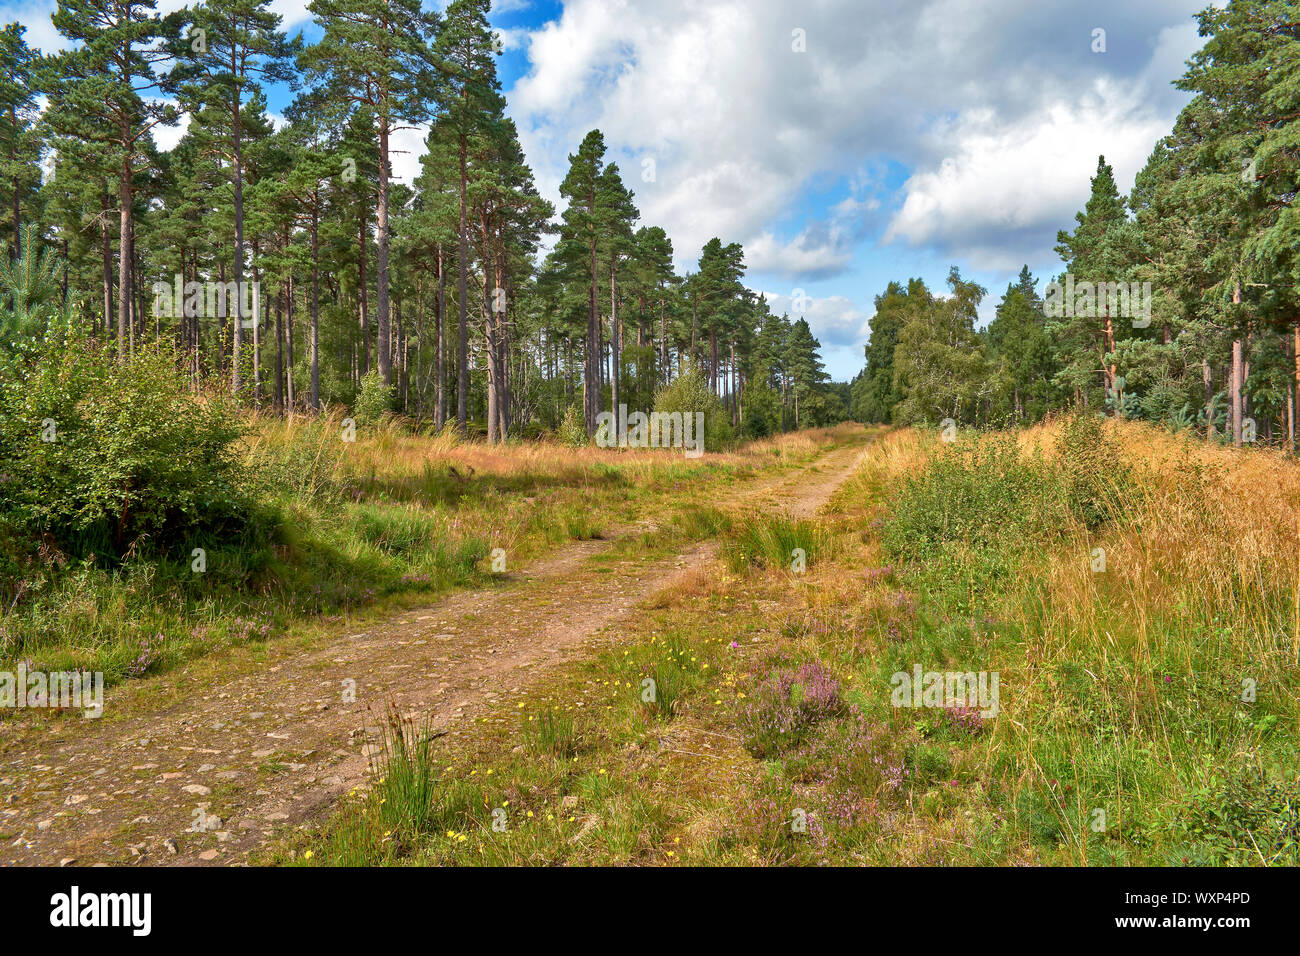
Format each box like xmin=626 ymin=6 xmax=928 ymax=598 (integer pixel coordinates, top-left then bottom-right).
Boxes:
xmin=5 ymin=3 xmax=68 ymax=52
xmin=882 ymin=19 xmax=1206 ymax=269
xmin=507 ymin=0 xmax=1207 ymax=278
xmin=758 ymin=290 xmax=870 ymax=348
xmin=152 ymin=112 xmax=190 ymax=153
xmin=390 ymin=123 xmax=429 ymax=187
xmin=882 ymin=85 xmax=1172 ymax=270
xmin=494 ymin=26 xmax=530 ymax=52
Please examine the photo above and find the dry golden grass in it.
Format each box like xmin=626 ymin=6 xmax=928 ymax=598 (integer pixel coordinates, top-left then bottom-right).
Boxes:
xmin=855 ymin=417 xmax=1300 ymax=863
xmin=240 ymin=408 xmax=843 ymax=487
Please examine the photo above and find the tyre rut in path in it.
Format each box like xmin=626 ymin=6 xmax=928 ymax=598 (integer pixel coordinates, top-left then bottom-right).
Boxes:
xmin=0 ymin=441 xmax=867 ymax=866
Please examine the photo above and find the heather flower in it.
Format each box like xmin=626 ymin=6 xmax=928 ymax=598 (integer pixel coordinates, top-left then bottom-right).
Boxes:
xmin=739 ymin=660 xmax=842 ymax=758
xmin=945 ymin=704 xmax=987 ymax=735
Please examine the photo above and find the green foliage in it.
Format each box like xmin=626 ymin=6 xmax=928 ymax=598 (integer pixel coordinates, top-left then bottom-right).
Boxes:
xmin=0 ymin=327 xmax=256 ymax=554
xmin=1163 ymin=763 xmax=1300 ymax=865
xmin=880 ymin=434 xmax=1070 ymax=589
xmin=892 ymin=269 xmax=990 ymax=426
xmin=557 ymin=403 xmax=586 ymax=447
xmin=852 ymin=280 xmax=911 ymax=422
xmin=722 ymin=515 xmax=827 ymax=574
xmin=522 ymin=707 xmax=579 ymax=758
xmin=0 ymin=224 xmax=60 ymax=342
xmin=740 ymin=374 xmax=780 ymax=438
xmin=652 ymin=362 xmax=733 ymax=451
xmin=369 ymin=707 xmax=441 ymax=841
xmin=1053 ymin=413 xmax=1135 ymax=529
xmin=353 ymin=369 xmax=395 ymax=425
xmin=984 ymin=269 xmax=1059 ymax=425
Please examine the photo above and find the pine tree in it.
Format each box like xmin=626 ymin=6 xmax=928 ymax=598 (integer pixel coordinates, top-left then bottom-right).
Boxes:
xmin=0 ymin=24 xmax=41 ymax=255
xmin=302 ymin=0 xmax=438 ymax=388
xmin=174 ymin=0 xmax=297 ymax=395
xmin=852 ymin=280 xmax=912 ymax=423
xmin=432 ymin=0 xmax=500 ymax=433
xmin=43 ymin=0 xmax=180 ymax=361
xmin=558 ymin=129 xmax=608 ymax=436
xmin=1050 ymin=156 xmax=1135 ymax=411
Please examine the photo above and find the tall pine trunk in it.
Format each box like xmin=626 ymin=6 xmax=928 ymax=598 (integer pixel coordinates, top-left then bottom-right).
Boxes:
xmin=101 ymin=189 xmax=113 ymax=341
xmin=118 ymin=146 xmax=131 ymax=363
xmin=456 ymin=136 xmax=469 ymax=435
xmin=358 ymin=210 xmax=369 ymax=377
xmin=232 ymin=92 xmax=245 ymax=395
xmin=436 ymin=242 xmax=446 ymax=430
xmin=585 ymin=191 xmax=599 ymax=436
xmin=310 ymin=208 xmax=321 ymax=409
xmin=376 ymin=118 xmax=392 ymax=384
xmin=1231 ymin=282 xmax=1243 ymax=446
xmin=610 ymin=260 xmax=619 ymax=421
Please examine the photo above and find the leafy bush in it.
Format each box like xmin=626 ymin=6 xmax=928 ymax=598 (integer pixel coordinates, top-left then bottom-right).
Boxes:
xmin=740 ymin=377 xmax=782 ymax=438
xmin=557 ymin=403 xmax=586 ymax=447
xmin=653 ymin=363 xmax=734 ymax=452
xmin=881 ymin=435 xmax=1066 ymax=573
xmin=353 ymin=369 xmax=395 ymax=425
xmin=1164 ymin=764 xmax=1300 ymax=865
xmin=881 ymin=419 xmax=1137 ymax=587
xmin=0 ymin=326 xmax=259 ymax=555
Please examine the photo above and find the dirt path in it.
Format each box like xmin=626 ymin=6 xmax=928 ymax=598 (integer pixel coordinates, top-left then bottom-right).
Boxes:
xmin=0 ymin=440 xmax=866 ymax=866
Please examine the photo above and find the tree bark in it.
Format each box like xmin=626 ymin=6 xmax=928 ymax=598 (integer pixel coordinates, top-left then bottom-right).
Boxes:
xmin=376 ymin=118 xmax=392 ymax=384
xmin=101 ymin=189 xmax=113 ymax=341
xmin=310 ymin=207 xmax=321 ymax=409
xmin=118 ymin=147 xmax=131 ymax=363
xmin=585 ymin=186 xmax=599 ymax=436
xmin=456 ymin=136 xmax=469 ymax=435
xmin=436 ymin=242 xmax=446 ymax=430
xmin=358 ymin=209 xmax=369 ymax=377
xmin=1231 ymin=282 xmax=1243 ymax=447
xmin=232 ymin=90 xmax=244 ymax=395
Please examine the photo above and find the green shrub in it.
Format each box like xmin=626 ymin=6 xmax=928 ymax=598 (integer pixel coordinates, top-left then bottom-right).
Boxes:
xmin=653 ymin=363 xmax=734 ymax=452
xmin=0 ymin=326 xmax=258 ymax=555
xmin=880 ymin=435 xmax=1067 ymax=578
xmin=353 ymin=369 xmax=395 ymax=425
xmin=557 ymin=403 xmax=586 ymax=447
xmin=1162 ymin=763 xmax=1300 ymax=865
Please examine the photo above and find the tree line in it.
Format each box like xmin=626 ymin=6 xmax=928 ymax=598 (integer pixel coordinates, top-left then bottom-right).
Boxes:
xmin=851 ymin=0 xmax=1298 ymax=448
xmin=0 ymin=0 xmax=845 ymax=442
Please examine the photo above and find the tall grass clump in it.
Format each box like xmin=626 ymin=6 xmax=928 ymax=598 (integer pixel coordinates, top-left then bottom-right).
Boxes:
xmin=723 ymin=515 xmax=829 ymax=574
xmin=369 ymin=705 xmax=441 ymax=840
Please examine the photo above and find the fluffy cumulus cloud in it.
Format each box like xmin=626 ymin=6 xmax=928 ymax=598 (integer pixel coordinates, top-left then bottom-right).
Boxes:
xmin=758 ymin=291 xmax=870 ymax=349
xmin=501 ymin=0 xmax=1207 ymax=374
xmin=882 ymin=87 xmax=1174 ymax=270
xmin=883 ymin=23 xmax=1204 ymax=269
xmin=507 ymin=0 xmax=1205 ymax=275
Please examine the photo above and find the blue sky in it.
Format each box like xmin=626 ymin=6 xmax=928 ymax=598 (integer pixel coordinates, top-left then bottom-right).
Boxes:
xmin=11 ymin=0 xmax=1212 ymax=380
